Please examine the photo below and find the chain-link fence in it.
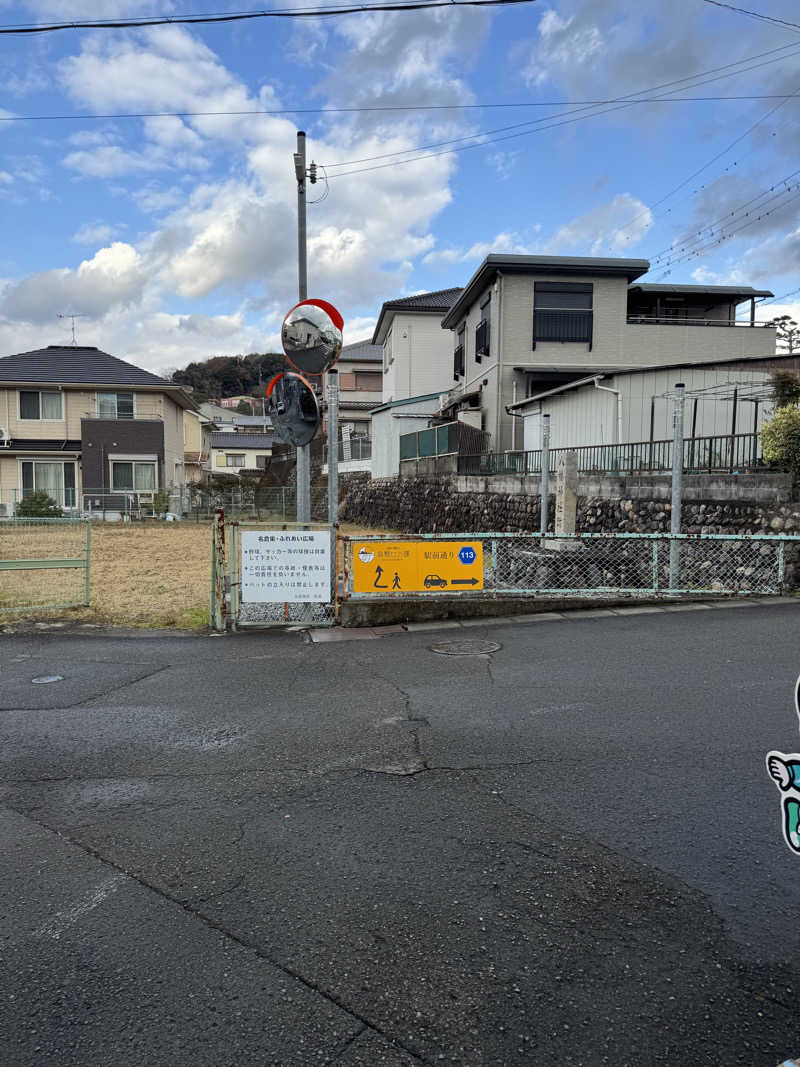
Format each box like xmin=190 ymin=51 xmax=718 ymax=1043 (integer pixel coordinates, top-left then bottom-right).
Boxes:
xmin=341 ymin=531 xmax=799 ymax=600
xmin=0 ymin=519 xmax=91 ymax=614
xmin=174 ymin=485 xmax=329 ymax=522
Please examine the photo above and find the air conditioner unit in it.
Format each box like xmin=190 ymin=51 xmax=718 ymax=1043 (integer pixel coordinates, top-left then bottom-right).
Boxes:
xmin=0 ymin=428 xmax=11 ymax=448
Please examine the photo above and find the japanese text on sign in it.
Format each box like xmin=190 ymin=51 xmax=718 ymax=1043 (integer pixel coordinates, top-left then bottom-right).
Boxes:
xmin=241 ymin=530 xmax=331 ymax=603
xmin=352 ymin=540 xmax=483 ymax=594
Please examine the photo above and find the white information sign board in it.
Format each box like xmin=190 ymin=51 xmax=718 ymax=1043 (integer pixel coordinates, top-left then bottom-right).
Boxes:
xmin=241 ymin=530 xmax=331 ymax=603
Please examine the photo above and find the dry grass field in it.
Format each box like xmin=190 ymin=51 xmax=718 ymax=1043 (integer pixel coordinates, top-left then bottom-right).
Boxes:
xmin=0 ymin=519 xmax=396 ymax=629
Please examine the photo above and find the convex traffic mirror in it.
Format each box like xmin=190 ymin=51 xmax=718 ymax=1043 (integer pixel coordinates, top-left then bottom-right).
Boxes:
xmin=281 ymin=298 xmax=343 ymax=377
xmin=266 ymin=371 xmax=320 ymax=447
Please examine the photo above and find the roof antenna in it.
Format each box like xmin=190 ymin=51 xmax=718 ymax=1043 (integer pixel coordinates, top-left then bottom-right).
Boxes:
xmin=57 ymin=313 xmax=87 ymax=346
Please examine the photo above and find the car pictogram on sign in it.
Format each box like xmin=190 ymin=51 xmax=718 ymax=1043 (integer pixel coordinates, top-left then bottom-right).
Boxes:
xmin=424 ymin=574 xmax=448 ymax=589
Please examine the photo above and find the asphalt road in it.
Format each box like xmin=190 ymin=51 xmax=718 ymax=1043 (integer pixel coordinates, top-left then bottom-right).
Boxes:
xmin=2 ymin=601 xmax=800 ymax=1066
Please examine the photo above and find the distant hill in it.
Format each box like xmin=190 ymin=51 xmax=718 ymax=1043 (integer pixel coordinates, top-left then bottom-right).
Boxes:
xmin=171 ymin=352 xmax=288 ymax=401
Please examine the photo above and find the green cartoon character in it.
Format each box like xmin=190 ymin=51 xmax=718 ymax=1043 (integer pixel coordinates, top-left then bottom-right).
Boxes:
xmin=766 ymin=677 xmax=800 ymax=854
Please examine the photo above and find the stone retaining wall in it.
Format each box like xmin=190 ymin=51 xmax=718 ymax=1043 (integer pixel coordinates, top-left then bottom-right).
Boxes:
xmin=340 ymin=475 xmax=800 ymax=586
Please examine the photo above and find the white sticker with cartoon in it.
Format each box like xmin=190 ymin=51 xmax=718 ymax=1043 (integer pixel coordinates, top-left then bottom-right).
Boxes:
xmin=766 ymin=677 xmax=800 ymax=854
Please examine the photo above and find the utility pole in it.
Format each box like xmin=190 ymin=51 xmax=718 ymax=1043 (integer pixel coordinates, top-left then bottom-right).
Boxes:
xmin=540 ymin=413 xmax=550 ymax=537
xmin=669 ymin=383 xmax=685 ymax=590
xmin=294 ymin=130 xmax=311 ymax=525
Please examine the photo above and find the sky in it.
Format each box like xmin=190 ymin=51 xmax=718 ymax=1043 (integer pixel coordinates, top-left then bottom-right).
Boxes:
xmin=1 ymin=0 xmax=800 ymax=375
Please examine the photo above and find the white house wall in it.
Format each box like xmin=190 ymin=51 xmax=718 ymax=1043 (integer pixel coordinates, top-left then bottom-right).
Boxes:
xmin=383 ymin=313 xmax=455 ymax=403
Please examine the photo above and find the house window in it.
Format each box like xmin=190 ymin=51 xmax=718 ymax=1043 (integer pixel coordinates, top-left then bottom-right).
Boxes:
xmin=475 ymin=293 xmax=491 ymax=363
xmin=384 ymin=329 xmax=393 ymax=371
xmin=256 ymin=455 xmax=268 ymax=469
xmin=454 ymin=325 xmax=465 ymax=381
xmin=226 ymin=454 xmax=245 ymax=467
xmin=19 ymin=390 xmax=63 ymax=420
xmin=21 ymin=460 xmax=76 ymax=507
xmin=533 ymin=282 xmax=593 ymax=348
xmin=111 ymin=461 xmax=156 ymax=492
xmin=355 ymin=372 xmax=382 ymax=391
xmin=98 ymin=391 xmax=135 ymax=419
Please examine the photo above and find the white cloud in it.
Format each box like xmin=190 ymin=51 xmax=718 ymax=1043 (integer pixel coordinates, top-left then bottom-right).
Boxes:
xmin=0 ymin=243 xmax=146 ymax=324
xmin=545 ymin=194 xmax=653 ymax=254
xmin=424 ymin=231 xmax=530 ymax=266
xmin=72 ymin=222 xmax=120 ymax=245
xmin=64 ymin=145 xmax=165 ymax=178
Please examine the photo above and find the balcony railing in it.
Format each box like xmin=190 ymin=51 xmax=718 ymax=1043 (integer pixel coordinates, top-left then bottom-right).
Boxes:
xmin=82 ymin=411 xmax=164 ymax=420
xmin=626 ymin=315 xmax=772 ymax=328
xmin=458 ymin=432 xmax=773 ymax=477
xmin=323 ymin=437 xmax=372 ymax=463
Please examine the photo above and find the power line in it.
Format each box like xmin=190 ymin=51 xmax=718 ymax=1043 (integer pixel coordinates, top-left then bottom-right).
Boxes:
xmin=607 ymin=79 xmax=800 ymax=248
xmin=760 ymin=285 xmax=800 ymax=306
xmin=648 ymin=164 xmax=800 ymax=260
xmin=701 ymin=0 xmax=800 ymax=35
xmin=0 ymin=0 xmax=534 ymax=35
xmin=3 ymin=94 xmax=800 ymax=124
xmin=323 ymin=43 xmax=800 ymax=176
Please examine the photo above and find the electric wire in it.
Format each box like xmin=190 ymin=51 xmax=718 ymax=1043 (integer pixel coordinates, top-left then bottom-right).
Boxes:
xmin=0 ymin=0 xmax=534 ymax=35
xmin=4 ymin=94 xmax=800 ymax=124
xmin=323 ymin=42 xmax=800 ymax=170
xmin=322 ymin=46 xmax=800 ymax=178
xmin=701 ymin=0 xmax=800 ymax=35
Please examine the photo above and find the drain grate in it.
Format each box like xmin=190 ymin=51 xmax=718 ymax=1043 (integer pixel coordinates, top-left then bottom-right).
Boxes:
xmin=430 ymin=639 xmax=501 ymax=656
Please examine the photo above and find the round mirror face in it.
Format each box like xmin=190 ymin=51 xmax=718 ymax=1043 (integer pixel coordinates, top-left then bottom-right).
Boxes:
xmin=281 ymin=298 xmax=343 ymax=377
xmin=266 ymin=372 xmax=320 ymax=447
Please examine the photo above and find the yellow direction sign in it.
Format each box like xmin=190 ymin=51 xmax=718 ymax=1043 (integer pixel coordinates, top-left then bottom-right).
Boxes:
xmin=351 ymin=540 xmax=483 ymax=594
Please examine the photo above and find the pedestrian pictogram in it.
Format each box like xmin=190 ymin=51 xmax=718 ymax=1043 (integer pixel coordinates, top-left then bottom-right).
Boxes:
xmin=352 ymin=541 xmax=483 ymax=594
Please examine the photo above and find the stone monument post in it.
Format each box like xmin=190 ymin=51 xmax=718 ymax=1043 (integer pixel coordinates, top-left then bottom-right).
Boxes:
xmin=546 ymin=451 xmax=579 ymax=552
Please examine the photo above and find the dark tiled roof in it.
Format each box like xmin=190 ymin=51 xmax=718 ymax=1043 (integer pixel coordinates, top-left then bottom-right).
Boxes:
xmin=211 ymin=432 xmax=274 ymax=449
xmin=338 ymin=339 xmax=382 ymax=363
xmin=372 ymin=288 xmax=463 ymax=343
xmin=0 ymin=346 xmax=177 ymax=388
xmin=381 ymin=287 xmax=463 ymax=311
xmin=4 ymin=439 xmax=81 ymax=452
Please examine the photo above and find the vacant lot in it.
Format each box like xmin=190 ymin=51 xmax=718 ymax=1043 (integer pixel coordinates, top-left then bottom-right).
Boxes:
xmin=0 ymin=520 xmax=394 ymax=629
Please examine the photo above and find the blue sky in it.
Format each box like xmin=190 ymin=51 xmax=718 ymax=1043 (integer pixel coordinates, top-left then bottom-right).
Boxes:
xmin=1 ymin=0 xmax=800 ymax=373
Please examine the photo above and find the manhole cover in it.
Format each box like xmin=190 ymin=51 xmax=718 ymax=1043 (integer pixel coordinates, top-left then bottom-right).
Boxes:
xmin=430 ymin=639 xmax=501 ymax=656
xmin=31 ymin=675 xmax=63 ymax=684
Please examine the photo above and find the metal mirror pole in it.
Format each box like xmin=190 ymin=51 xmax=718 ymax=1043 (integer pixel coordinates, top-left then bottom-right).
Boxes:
xmin=669 ymin=383 xmax=685 ymax=590
xmin=327 ymin=369 xmax=339 ymax=600
xmin=294 ymin=130 xmax=311 ymax=526
xmin=540 ymin=414 xmax=551 ymax=537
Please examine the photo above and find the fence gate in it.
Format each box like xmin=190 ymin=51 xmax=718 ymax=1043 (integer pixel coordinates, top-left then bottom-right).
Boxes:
xmin=0 ymin=518 xmax=91 ymax=614
xmin=211 ymin=514 xmax=335 ymax=630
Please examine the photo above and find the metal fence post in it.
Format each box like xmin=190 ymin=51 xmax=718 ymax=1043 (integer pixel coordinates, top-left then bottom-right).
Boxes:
xmin=669 ymin=384 xmax=685 ymax=590
xmin=83 ymin=521 xmax=92 ymax=606
xmin=327 ymin=368 xmax=339 ymax=601
xmin=777 ymin=540 xmax=786 ymax=593
xmin=540 ymin=414 xmax=550 ymax=537
xmin=212 ymin=507 xmax=226 ymax=632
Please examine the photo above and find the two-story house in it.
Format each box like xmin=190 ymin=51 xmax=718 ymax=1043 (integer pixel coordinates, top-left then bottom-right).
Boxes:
xmin=373 ymin=288 xmax=462 ymax=404
xmin=439 ymin=255 xmax=776 ymax=452
xmin=0 ymin=345 xmax=196 ymax=516
xmin=323 ymin=339 xmax=383 ymax=438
